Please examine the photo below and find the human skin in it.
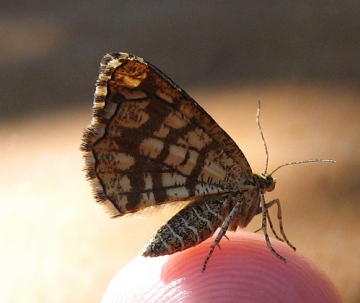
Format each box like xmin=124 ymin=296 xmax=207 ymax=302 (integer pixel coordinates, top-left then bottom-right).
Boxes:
xmin=101 ymin=231 xmax=343 ymax=303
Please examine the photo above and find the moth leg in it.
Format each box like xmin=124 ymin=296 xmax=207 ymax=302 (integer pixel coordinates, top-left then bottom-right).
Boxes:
xmin=260 ymin=194 xmax=287 ymax=262
xmin=253 ymin=208 xmax=283 ymax=242
xmin=265 ymin=198 xmax=296 ymax=251
xmin=266 ymin=208 xmax=285 ymax=242
xmin=202 ymin=195 xmax=241 ymax=272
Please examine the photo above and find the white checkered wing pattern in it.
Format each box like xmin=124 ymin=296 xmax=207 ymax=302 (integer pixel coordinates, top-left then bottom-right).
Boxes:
xmin=81 ymin=53 xmax=252 ymax=217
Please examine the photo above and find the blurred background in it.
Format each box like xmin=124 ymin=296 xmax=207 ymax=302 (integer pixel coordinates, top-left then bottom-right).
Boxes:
xmin=1 ymin=1 xmax=359 ymax=302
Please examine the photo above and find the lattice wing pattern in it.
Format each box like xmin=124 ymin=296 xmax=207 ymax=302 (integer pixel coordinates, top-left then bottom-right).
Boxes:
xmin=81 ymin=53 xmax=252 ymax=217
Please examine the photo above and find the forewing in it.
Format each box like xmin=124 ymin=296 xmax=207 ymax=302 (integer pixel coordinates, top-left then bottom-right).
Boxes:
xmin=81 ymin=53 xmax=252 ymax=216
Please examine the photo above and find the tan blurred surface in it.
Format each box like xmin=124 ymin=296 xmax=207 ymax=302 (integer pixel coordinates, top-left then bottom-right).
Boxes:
xmin=0 ymin=82 xmax=359 ymax=302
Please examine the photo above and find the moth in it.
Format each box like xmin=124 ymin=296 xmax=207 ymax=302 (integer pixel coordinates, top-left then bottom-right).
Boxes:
xmin=81 ymin=52 xmax=335 ymax=271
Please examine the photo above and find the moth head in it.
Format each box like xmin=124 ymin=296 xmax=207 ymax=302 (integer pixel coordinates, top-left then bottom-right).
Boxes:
xmin=260 ymin=173 xmax=276 ymax=192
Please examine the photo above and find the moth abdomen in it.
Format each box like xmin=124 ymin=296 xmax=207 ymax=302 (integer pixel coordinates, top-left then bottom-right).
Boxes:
xmin=142 ymin=198 xmax=229 ymax=257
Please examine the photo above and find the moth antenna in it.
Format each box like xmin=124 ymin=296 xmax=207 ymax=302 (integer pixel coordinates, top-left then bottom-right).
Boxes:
xmin=270 ymin=159 xmax=337 ymax=176
xmin=256 ymin=101 xmax=336 ymax=175
xmin=256 ymin=100 xmax=269 ymax=175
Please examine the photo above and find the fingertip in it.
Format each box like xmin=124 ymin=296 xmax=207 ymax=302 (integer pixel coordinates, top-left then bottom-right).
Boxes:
xmin=102 ymin=231 xmax=342 ymax=303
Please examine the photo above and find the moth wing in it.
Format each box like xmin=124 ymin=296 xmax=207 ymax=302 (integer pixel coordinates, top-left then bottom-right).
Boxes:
xmin=81 ymin=53 xmax=252 ymax=216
